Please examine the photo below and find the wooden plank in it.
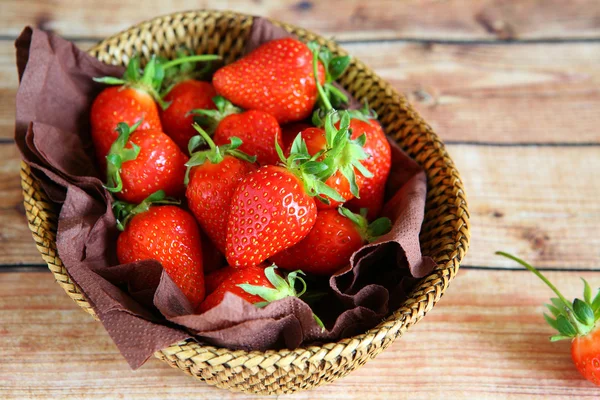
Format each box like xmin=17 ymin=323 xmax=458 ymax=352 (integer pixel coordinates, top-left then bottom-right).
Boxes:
xmin=455 ymin=145 xmax=600 ymax=269
xmin=0 ymin=144 xmax=42 ymax=265
xmin=3 ymin=40 xmax=600 ymax=144
xmin=1 ymin=0 xmax=600 ymax=42
xmin=348 ymin=41 xmax=600 ymax=144
xmin=2 ymin=142 xmax=600 ymax=270
xmin=1 ymin=269 xmax=598 ymax=399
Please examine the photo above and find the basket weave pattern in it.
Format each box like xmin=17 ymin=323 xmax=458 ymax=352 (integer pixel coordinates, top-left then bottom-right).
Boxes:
xmin=20 ymin=10 xmax=470 ymax=395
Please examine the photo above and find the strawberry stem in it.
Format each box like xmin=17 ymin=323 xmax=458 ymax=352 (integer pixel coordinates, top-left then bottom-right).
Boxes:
xmin=184 ymin=123 xmax=256 ymax=184
xmin=312 ymin=44 xmax=333 ymax=112
xmin=112 ymin=190 xmax=180 ymax=231
xmin=237 ymin=265 xmax=326 ymax=331
xmin=496 ymin=251 xmax=572 ymax=310
xmin=160 ymin=55 xmax=221 ymax=71
xmin=105 ymin=120 xmax=142 ymax=194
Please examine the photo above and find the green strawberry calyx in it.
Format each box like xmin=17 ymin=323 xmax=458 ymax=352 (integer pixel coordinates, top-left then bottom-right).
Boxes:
xmin=307 ymin=41 xmax=350 ymax=110
xmin=112 ymin=190 xmax=180 ymax=231
xmin=238 ymin=265 xmax=325 ymax=330
xmin=274 ymin=131 xmax=345 ymax=205
xmin=184 ymin=123 xmax=256 ymax=184
xmin=93 ymin=53 xmax=221 ymax=110
xmin=188 ymin=95 xmax=242 ymax=135
xmin=339 ymin=207 xmax=392 ymax=243
xmin=318 ymin=109 xmax=373 ymax=198
xmin=496 ymin=251 xmax=600 ymax=341
xmin=104 ymin=120 xmax=142 ymax=194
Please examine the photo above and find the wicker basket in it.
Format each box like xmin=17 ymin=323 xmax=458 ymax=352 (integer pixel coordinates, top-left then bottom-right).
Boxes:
xmin=20 ymin=10 xmax=470 ymax=395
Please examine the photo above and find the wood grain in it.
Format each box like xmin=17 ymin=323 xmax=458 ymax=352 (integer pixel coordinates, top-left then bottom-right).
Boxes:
xmin=3 ymin=40 xmax=600 ymax=144
xmin=0 ymin=144 xmax=42 ymax=265
xmin=1 ymin=269 xmax=598 ymax=399
xmin=1 ymin=0 xmax=600 ymax=41
xmin=3 ymin=141 xmax=600 ymax=269
xmin=454 ymin=145 xmax=600 ymax=269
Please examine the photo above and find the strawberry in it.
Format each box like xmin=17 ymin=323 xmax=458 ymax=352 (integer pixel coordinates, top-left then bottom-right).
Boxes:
xmin=497 ymin=252 xmax=600 ymax=386
xmin=160 ymin=80 xmax=216 ymax=151
xmin=115 ymin=191 xmax=205 ymax=309
xmin=285 ymin=117 xmax=371 ymax=210
xmin=190 ymin=96 xmax=284 ymax=166
xmin=271 ymin=207 xmax=391 ymax=276
xmin=212 ymin=38 xmax=327 ymax=124
xmin=281 ymin=122 xmax=312 ymax=150
xmin=104 ymin=121 xmax=188 ymax=204
xmin=185 ymin=123 xmax=257 ymax=254
xmin=308 ymin=43 xmax=391 ymax=219
xmin=199 ymin=264 xmax=272 ymax=311
xmin=345 ymin=116 xmax=392 ymax=220
xmin=225 ymin=136 xmax=346 ymax=268
xmin=92 ymin=53 xmax=220 ymax=167
xmin=205 ymin=266 xmax=238 ymax=295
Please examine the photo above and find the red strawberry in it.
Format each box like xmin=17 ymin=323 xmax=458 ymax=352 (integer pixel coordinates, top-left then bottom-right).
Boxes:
xmin=205 ymin=266 xmax=238 ymax=295
xmin=212 ymin=38 xmax=326 ymax=124
xmin=191 ymin=96 xmax=284 ymax=166
xmin=160 ymin=80 xmax=216 ymax=151
xmin=91 ymin=86 xmax=162 ymax=169
xmin=346 ymin=118 xmax=392 ymax=220
xmin=497 ymin=252 xmax=600 ymax=386
xmin=225 ymin=135 xmax=347 ymax=268
xmin=185 ymin=124 xmax=257 ymax=254
xmin=281 ymin=122 xmax=312 ymax=149
xmin=92 ymin=54 xmax=220 ymax=168
xmin=105 ymin=122 xmax=188 ymax=204
xmin=115 ymin=193 xmax=205 ymax=309
xmin=307 ymin=43 xmax=390 ymax=219
xmin=226 ymin=165 xmax=318 ymax=267
xmin=285 ymin=113 xmax=371 ymax=210
xmin=271 ymin=207 xmax=391 ymax=276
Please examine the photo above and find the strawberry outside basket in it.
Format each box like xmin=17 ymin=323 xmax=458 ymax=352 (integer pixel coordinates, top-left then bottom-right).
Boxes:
xmin=19 ymin=10 xmax=470 ymax=395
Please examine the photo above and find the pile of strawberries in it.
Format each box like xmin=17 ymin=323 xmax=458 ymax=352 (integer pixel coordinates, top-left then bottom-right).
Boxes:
xmin=90 ymin=38 xmax=392 ymax=318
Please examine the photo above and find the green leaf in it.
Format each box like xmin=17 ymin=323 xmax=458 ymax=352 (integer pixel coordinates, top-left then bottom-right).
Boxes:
xmin=582 ymin=279 xmax=592 ymax=305
xmin=550 ymin=335 xmax=573 ymax=342
xmin=339 ymin=164 xmax=359 ymax=197
xmin=313 ymin=180 xmax=345 ymax=202
xmin=264 ymin=265 xmax=289 ymax=292
xmin=124 ymin=55 xmax=141 ymax=81
xmin=228 ymin=136 xmax=243 ymax=150
xmin=592 ymin=289 xmax=600 ymax=311
xmin=573 ymin=298 xmax=595 ymax=326
xmin=302 ymin=161 xmax=328 ymax=176
xmin=187 ymin=135 xmax=205 ymax=156
xmin=367 ymin=217 xmax=392 ymax=241
xmin=92 ymin=76 xmax=126 ymax=85
xmin=238 ymin=284 xmax=281 ymax=301
xmin=275 ymin=137 xmax=286 ymax=164
xmin=555 ymin=315 xmax=577 ymax=337
xmin=545 ymin=303 xmax=562 ymax=318
xmin=551 ymin=297 xmax=567 ymax=312
xmin=329 ymin=55 xmax=350 ymax=80
xmin=544 ymin=313 xmax=559 ymax=331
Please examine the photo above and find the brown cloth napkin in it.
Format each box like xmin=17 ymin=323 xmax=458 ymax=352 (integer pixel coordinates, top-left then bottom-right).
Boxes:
xmin=14 ymin=19 xmax=435 ymax=369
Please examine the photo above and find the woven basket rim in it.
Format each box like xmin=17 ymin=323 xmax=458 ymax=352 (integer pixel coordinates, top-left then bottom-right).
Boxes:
xmin=20 ymin=9 xmax=470 ymax=392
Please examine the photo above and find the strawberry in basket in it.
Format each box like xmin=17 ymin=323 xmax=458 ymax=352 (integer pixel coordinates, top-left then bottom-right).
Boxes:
xmin=114 ymin=190 xmax=206 ymax=309
xmin=223 ymin=112 xmax=364 ymax=268
xmin=104 ymin=121 xmax=188 ymax=204
xmin=159 ymin=48 xmax=219 ymax=152
xmin=185 ymin=123 xmax=257 ymax=254
xmin=91 ymin=53 xmax=220 ymax=167
xmin=270 ymin=207 xmax=391 ymax=276
xmin=189 ymin=96 xmax=284 ymax=166
xmin=212 ymin=38 xmax=326 ymax=124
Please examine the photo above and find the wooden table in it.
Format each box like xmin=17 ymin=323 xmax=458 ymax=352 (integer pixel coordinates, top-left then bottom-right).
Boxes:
xmin=1 ymin=1 xmax=599 ymax=398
